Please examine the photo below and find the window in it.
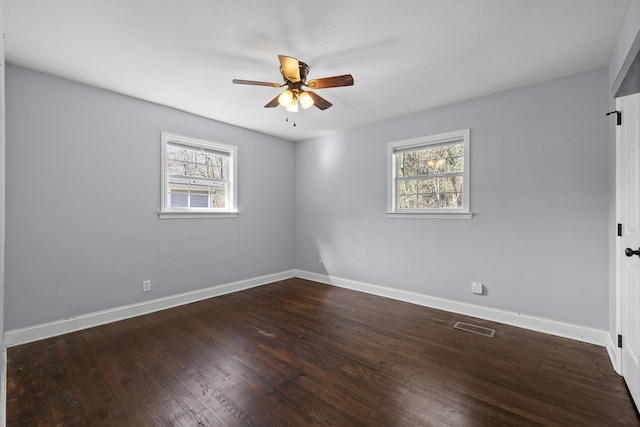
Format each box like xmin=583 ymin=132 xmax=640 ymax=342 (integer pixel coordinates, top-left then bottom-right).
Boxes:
xmin=387 ymin=129 xmax=472 ymax=218
xmin=160 ymin=132 xmax=238 ymax=218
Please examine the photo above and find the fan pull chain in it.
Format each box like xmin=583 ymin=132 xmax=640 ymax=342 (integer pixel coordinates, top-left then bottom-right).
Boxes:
xmin=285 ymin=114 xmax=297 ymax=127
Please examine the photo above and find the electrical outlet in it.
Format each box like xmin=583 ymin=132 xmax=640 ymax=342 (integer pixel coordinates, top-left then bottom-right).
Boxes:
xmin=142 ymin=280 xmax=151 ymax=292
xmin=472 ymin=282 xmax=483 ymax=295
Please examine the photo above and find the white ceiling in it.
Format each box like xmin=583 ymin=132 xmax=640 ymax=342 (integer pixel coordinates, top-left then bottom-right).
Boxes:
xmin=2 ymin=0 xmax=630 ymax=142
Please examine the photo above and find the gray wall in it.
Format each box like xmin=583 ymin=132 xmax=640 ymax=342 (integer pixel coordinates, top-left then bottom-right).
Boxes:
xmin=4 ymin=64 xmax=614 ymax=332
xmin=608 ymin=0 xmax=640 ymax=346
xmin=5 ymin=65 xmax=296 ymax=330
xmin=296 ymin=68 xmax=610 ymax=329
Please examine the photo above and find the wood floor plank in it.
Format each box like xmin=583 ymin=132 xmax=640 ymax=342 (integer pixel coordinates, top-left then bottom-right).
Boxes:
xmin=6 ymin=278 xmax=640 ymax=426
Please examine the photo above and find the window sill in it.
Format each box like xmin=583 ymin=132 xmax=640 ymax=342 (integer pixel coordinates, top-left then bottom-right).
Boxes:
xmin=386 ymin=211 xmax=473 ymax=219
xmin=158 ymin=211 xmax=239 ymax=219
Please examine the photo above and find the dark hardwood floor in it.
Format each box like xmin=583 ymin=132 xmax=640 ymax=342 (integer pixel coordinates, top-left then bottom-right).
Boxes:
xmin=6 ymin=278 xmax=640 ymax=426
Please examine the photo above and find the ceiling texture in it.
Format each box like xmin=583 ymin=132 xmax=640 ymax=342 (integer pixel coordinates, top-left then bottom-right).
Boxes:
xmin=2 ymin=0 xmax=631 ymax=141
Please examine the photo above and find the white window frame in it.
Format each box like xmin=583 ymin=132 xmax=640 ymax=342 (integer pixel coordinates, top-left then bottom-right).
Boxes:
xmin=387 ymin=129 xmax=472 ymax=219
xmin=159 ymin=132 xmax=238 ymax=219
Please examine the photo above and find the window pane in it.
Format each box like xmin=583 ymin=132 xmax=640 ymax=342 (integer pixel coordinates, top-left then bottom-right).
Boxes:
xmin=399 ymin=194 xmax=417 ymax=209
xmin=438 ymin=177 xmax=455 ymax=193
xmin=212 ymin=189 xmax=226 ymax=208
xmin=400 ymin=143 xmax=465 ymax=177
xmin=451 ymin=176 xmax=463 ymax=193
xmin=186 ymin=151 xmax=206 ymax=177
xmin=170 ymin=192 xmax=188 ymax=208
xmin=398 ymin=180 xmax=417 ymax=196
xmin=445 ymin=192 xmax=463 ymax=208
xmin=419 ymin=193 xmax=440 ymax=209
xmin=397 ymin=152 xmax=418 ymax=177
xmin=418 ymin=191 xmax=463 ymax=209
xmin=167 ymin=159 xmax=187 ymax=175
xmin=166 ymin=146 xmax=187 ymax=162
xmin=167 ymin=148 xmax=228 ymax=180
xmin=442 ymin=155 xmax=464 ymax=174
xmin=209 ymin=157 xmax=228 ymax=180
xmin=167 ymin=177 xmax=227 ymax=209
xmin=417 ymin=179 xmax=435 ymax=193
xmin=410 ymin=176 xmax=464 ymax=209
xmin=398 ymin=163 xmax=464 ymax=209
xmin=190 ymin=193 xmax=209 ymax=208
xmin=209 ymin=166 xmax=226 ymax=180
xmin=417 ymin=177 xmax=462 ymax=194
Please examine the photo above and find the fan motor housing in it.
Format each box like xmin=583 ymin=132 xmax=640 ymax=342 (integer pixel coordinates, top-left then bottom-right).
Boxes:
xmin=281 ymin=61 xmax=310 ymax=83
xmin=232 ymin=55 xmax=352 ymax=111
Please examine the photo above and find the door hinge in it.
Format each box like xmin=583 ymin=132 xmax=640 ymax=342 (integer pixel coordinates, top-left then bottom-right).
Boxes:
xmin=607 ymin=110 xmax=622 ymax=126
xmin=618 ymin=334 xmax=623 ymax=348
xmin=618 ymin=223 xmax=623 ymax=237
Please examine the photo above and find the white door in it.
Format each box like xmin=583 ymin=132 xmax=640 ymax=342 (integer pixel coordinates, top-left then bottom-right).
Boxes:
xmin=619 ymin=92 xmax=640 ymax=407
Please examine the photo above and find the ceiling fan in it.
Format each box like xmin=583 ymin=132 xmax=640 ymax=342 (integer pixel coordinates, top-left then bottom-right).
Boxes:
xmin=232 ymin=55 xmax=354 ymax=112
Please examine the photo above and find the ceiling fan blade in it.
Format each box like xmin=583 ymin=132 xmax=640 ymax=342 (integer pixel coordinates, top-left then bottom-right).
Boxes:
xmin=306 ymin=91 xmax=333 ymax=110
xmin=264 ymin=94 xmax=280 ymax=108
xmin=307 ymin=74 xmax=354 ymax=89
xmin=278 ymin=55 xmax=301 ymax=82
xmin=232 ymin=79 xmax=282 ymax=87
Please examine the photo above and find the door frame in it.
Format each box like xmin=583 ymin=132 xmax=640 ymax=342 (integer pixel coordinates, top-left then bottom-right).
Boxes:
xmin=615 ymin=96 xmax=623 ymax=375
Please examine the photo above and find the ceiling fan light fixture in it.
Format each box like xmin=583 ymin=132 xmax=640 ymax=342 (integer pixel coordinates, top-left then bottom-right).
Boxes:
xmin=285 ymin=96 xmax=299 ymax=113
xmin=278 ymin=89 xmax=294 ymax=107
xmin=233 ymin=55 xmax=354 ymax=114
xmin=299 ymin=91 xmax=314 ymax=109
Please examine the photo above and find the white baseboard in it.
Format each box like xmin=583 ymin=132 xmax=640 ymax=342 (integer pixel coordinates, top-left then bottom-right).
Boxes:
xmin=4 ymin=270 xmax=296 ymax=347
xmin=4 ymin=268 xmax=610 ymax=351
xmin=295 ymin=270 xmax=609 ymax=347
xmin=607 ymin=333 xmax=622 ymax=374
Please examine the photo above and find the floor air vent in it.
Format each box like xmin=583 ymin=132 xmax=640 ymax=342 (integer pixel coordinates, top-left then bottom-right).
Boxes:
xmin=453 ymin=321 xmax=496 ymax=337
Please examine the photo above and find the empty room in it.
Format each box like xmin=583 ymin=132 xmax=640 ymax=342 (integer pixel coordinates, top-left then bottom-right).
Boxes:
xmin=2 ymin=0 xmax=640 ymax=425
